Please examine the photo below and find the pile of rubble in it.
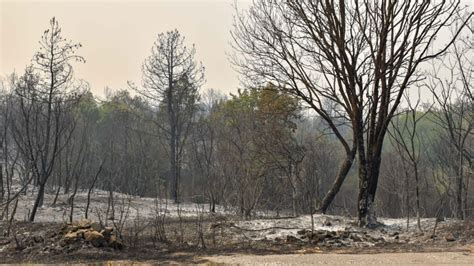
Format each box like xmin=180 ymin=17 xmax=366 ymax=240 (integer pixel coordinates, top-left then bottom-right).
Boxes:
xmin=61 ymin=219 xmax=123 ymax=250
xmin=278 ymin=229 xmax=395 ymax=247
xmin=0 ymin=219 xmax=124 ymax=261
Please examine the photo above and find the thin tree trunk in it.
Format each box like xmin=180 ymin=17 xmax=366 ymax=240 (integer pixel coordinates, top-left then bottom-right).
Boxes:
xmin=85 ymin=160 xmax=104 ymax=219
xmin=52 ymin=185 xmax=61 ymax=206
xmin=52 ymin=171 xmax=62 ymax=206
xmin=69 ymin=175 xmax=79 ymax=223
xmin=0 ymin=163 xmax=4 ymax=201
xmin=456 ymin=146 xmax=464 ymax=219
xmin=168 ymin=101 xmax=179 ymax=203
xmin=318 ymin=147 xmax=356 ymax=213
xmin=414 ymin=163 xmax=422 ymax=231
xmin=406 ymin=167 xmax=410 ymax=231
xmin=292 ymin=188 xmax=297 ymax=217
xmin=29 ymin=179 xmax=45 ymax=221
xmin=105 ymin=187 xmax=114 ymax=226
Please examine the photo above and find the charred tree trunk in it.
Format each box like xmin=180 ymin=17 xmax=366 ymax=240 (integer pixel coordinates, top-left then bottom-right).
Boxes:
xmin=168 ymin=78 xmax=179 ymax=203
xmin=68 ymin=174 xmax=79 ymax=223
xmin=85 ymin=160 xmax=104 ymax=219
xmin=357 ymin=118 xmax=384 ymax=228
xmin=414 ymin=163 xmax=422 ymax=231
xmin=0 ymin=163 xmax=3 ymax=201
xmin=456 ymin=154 xmax=464 ymax=219
xmin=29 ymin=176 xmax=46 ymax=221
xmin=318 ymin=147 xmax=356 ymax=213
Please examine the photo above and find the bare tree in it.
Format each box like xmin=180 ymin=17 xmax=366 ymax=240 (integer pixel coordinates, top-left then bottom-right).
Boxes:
xmin=389 ymin=90 xmax=431 ymax=231
xmin=11 ymin=17 xmax=84 ymax=221
xmin=134 ymin=29 xmax=204 ymax=203
xmin=232 ymin=0 xmax=470 ymax=226
xmin=190 ymin=89 xmax=225 ymax=212
xmin=426 ymin=13 xmax=473 ymax=219
xmin=0 ymin=83 xmax=21 ymax=218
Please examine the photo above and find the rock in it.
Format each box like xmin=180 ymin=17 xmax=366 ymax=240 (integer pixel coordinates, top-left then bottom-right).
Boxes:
xmin=64 ymin=231 xmax=80 ymax=242
xmin=77 ymin=219 xmax=92 ymax=229
xmin=108 ymin=235 xmax=123 ymax=250
xmin=60 ymin=220 xmax=124 ymax=250
xmin=90 ymin=222 xmax=102 ymax=232
xmin=76 ymin=229 xmax=90 ymax=238
xmin=84 ymin=231 xmax=106 ymax=247
xmin=100 ymin=229 xmax=111 ymax=239
xmin=100 ymin=226 xmax=114 ymax=239
xmin=445 ymin=233 xmax=456 ymax=242
xmin=61 ymin=224 xmax=77 ymax=234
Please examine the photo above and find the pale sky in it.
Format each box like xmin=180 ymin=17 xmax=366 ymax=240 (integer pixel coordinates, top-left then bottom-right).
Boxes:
xmin=0 ymin=0 xmax=251 ymax=96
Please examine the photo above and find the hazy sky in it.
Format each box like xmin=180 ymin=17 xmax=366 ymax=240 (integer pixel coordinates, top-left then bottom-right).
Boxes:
xmin=1 ymin=0 xmax=251 ymax=96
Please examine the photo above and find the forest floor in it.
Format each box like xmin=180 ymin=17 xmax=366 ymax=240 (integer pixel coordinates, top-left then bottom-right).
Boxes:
xmin=1 ymin=218 xmax=473 ymax=264
xmin=1 ymin=186 xmax=474 ymax=264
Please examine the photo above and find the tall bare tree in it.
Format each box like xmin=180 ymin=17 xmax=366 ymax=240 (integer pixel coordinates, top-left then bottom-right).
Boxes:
xmin=232 ymin=0 xmax=471 ymax=226
xmin=11 ymin=17 xmax=84 ymax=221
xmin=135 ymin=29 xmax=204 ymax=202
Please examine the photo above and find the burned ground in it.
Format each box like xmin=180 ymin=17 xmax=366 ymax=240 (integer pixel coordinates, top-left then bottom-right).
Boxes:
xmin=1 ymin=215 xmax=473 ymax=264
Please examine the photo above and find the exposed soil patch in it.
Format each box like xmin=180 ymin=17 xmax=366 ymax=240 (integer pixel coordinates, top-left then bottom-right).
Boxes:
xmin=204 ymin=251 xmax=474 ymax=265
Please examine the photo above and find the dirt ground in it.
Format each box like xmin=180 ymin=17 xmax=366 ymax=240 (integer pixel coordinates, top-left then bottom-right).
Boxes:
xmin=204 ymin=251 xmax=474 ymax=265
